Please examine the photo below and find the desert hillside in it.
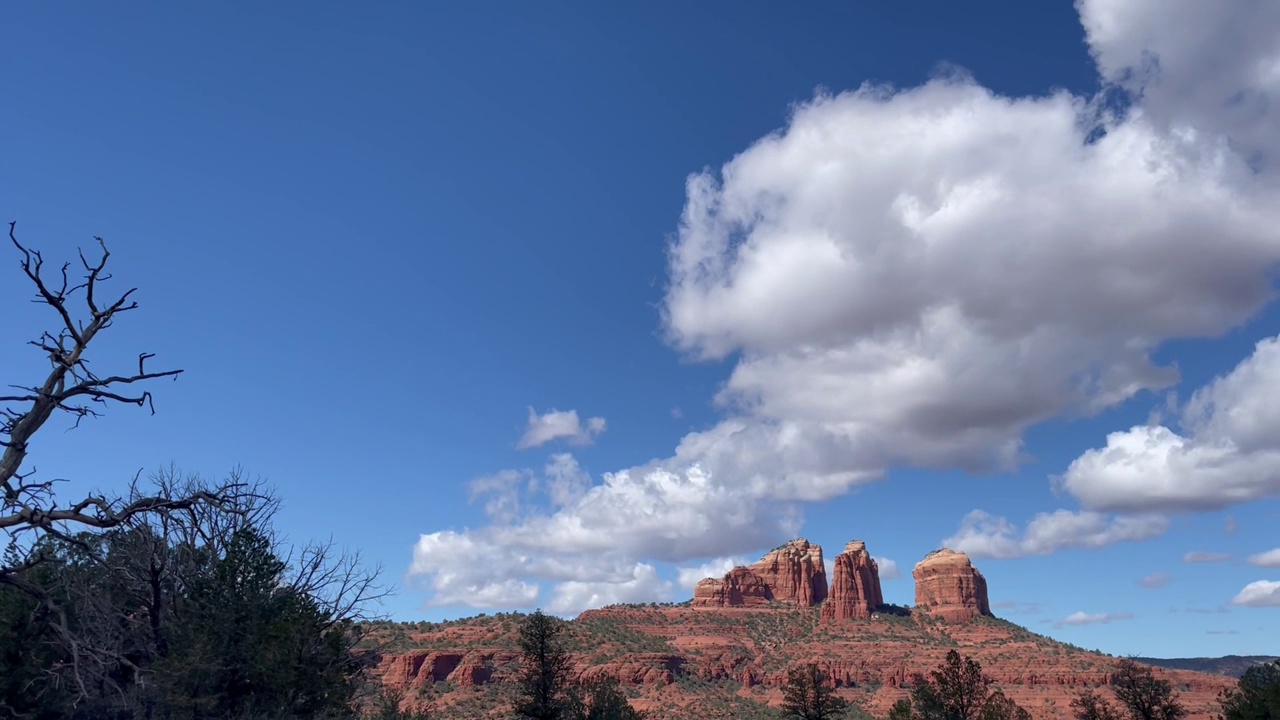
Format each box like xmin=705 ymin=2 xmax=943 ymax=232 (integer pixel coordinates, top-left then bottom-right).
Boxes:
xmin=368 ymin=541 xmax=1236 ymax=719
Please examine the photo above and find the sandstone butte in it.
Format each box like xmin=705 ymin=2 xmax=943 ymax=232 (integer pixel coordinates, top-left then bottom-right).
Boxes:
xmin=370 ymin=540 xmax=1235 ymax=720
xmin=913 ymin=548 xmax=993 ymax=623
xmin=821 ymin=540 xmax=884 ymax=622
xmin=694 ymin=538 xmax=828 ymax=608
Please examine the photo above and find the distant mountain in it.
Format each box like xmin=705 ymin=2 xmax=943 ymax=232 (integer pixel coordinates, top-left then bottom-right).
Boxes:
xmin=1136 ymin=656 xmax=1279 ymax=678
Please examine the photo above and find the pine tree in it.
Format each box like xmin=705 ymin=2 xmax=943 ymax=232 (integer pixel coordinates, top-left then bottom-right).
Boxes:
xmin=1217 ymin=659 xmax=1280 ymax=720
xmin=1109 ymin=659 xmax=1187 ymax=720
xmin=781 ymin=662 xmax=849 ymax=720
xmin=515 ymin=610 xmax=576 ymax=720
xmin=1071 ymin=689 xmax=1123 ymax=720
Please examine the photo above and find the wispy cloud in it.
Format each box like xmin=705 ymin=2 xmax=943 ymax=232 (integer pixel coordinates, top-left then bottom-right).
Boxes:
xmin=1183 ymin=551 xmax=1231 ymax=564
xmin=1055 ymin=611 xmax=1134 ymax=628
xmin=1139 ymin=572 xmax=1173 ymax=589
xmin=992 ymin=601 xmax=1043 ymax=616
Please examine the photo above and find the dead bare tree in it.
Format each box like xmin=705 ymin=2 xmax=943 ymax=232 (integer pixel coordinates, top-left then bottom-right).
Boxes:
xmin=0 ymin=222 xmax=258 ymax=710
xmin=0 ymin=223 xmax=384 ymax=715
xmin=1 ymin=221 xmax=249 ymax=568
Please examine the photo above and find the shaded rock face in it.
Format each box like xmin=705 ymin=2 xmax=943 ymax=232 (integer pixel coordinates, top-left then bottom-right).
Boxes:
xmin=693 ymin=567 xmax=772 ymax=607
xmin=750 ymin=538 xmax=828 ymax=606
xmin=912 ymin=548 xmax=992 ymax=622
xmin=821 ymin=540 xmax=884 ymax=622
xmin=693 ymin=538 xmax=828 ymax=608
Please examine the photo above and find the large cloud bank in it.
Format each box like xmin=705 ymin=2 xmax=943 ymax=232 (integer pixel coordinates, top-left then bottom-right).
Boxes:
xmin=411 ymin=0 xmax=1280 ymax=610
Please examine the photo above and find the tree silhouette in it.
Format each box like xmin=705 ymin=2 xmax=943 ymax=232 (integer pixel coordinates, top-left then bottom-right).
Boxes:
xmin=516 ymin=610 xmax=576 ymax=720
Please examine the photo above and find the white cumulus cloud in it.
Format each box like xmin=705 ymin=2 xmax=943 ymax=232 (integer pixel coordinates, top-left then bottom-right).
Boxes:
xmin=676 ymin=556 xmax=747 ymax=590
xmin=1231 ymin=580 xmax=1280 ymax=607
xmin=876 ymin=557 xmax=903 ymax=580
xmin=411 ymin=1 xmax=1280 ymax=607
xmin=944 ymin=510 xmax=1168 ymax=559
xmin=517 ymin=408 xmax=606 ymax=449
xmin=1248 ymin=549 xmax=1280 ymax=568
xmin=1061 ymin=336 xmax=1280 ymax=513
xmin=546 ymin=564 xmax=673 ymax=616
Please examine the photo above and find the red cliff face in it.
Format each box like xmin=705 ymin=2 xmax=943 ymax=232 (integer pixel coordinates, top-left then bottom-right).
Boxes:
xmin=693 ymin=538 xmax=828 ymax=608
xmin=692 ymin=567 xmax=772 ymax=607
xmin=749 ymin=538 xmax=828 ymax=606
xmin=913 ymin=548 xmax=992 ymax=622
xmin=821 ymin=540 xmax=884 ymax=622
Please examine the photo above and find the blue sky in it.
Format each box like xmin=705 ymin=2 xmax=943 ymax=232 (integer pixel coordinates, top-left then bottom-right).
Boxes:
xmin=2 ymin=1 xmax=1278 ymax=658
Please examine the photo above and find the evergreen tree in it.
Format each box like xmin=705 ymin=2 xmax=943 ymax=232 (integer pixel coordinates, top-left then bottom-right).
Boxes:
xmin=516 ymin=610 xmax=576 ymax=720
xmin=889 ymin=699 xmax=915 ymax=720
xmin=1072 ymin=689 xmax=1124 ymax=720
xmin=896 ymin=651 xmax=1031 ymax=720
xmin=911 ymin=650 xmax=990 ymax=720
xmin=569 ymin=677 xmax=645 ymax=720
xmin=1110 ymin=659 xmax=1187 ymax=720
xmin=781 ymin=662 xmax=849 ymax=720
xmin=1218 ymin=659 xmax=1280 ymax=720
xmin=980 ymin=690 xmax=1032 ymax=720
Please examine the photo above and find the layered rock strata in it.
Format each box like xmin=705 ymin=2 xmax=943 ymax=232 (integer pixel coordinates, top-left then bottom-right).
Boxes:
xmin=912 ymin=548 xmax=992 ymax=622
xmin=821 ymin=540 xmax=884 ymax=621
xmin=693 ymin=538 xmax=827 ymax=608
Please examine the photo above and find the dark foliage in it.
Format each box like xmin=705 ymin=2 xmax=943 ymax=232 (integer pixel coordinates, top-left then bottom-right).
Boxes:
xmin=568 ymin=677 xmax=645 ymax=720
xmin=979 ymin=690 xmax=1031 ymax=720
xmin=894 ymin=651 xmax=1031 ymax=720
xmin=0 ymin=504 xmax=380 ymax=719
xmin=1110 ymin=658 xmax=1188 ymax=720
xmin=516 ymin=610 xmax=577 ymax=720
xmin=781 ymin=662 xmax=849 ymax=720
xmin=1218 ymin=659 xmax=1280 ymax=720
xmin=889 ymin=699 xmax=915 ymax=720
xmin=1072 ymin=689 xmax=1124 ymax=720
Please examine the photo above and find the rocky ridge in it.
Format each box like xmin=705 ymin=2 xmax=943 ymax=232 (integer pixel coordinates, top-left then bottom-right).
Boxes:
xmin=370 ymin=540 xmax=1231 ymax=719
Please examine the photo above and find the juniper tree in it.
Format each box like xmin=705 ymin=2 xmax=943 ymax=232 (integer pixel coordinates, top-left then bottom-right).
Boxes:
xmin=1109 ymin=658 xmax=1186 ymax=720
xmin=1217 ymin=659 xmax=1280 ymax=720
xmin=516 ymin=610 xmax=576 ymax=720
xmin=781 ymin=662 xmax=849 ymax=720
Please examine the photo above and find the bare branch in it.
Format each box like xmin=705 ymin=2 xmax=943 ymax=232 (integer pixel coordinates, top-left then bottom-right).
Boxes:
xmin=2 ymin=221 xmax=188 ymax=541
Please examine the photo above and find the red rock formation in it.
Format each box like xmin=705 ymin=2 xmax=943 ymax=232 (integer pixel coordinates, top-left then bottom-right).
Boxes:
xmin=748 ymin=538 xmax=828 ymax=606
xmin=693 ymin=566 xmax=772 ymax=607
xmin=821 ymin=540 xmax=884 ymax=622
xmin=373 ymin=605 xmax=1236 ymax=720
xmin=913 ymin=548 xmax=992 ymax=622
xmin=692 ymin=538 xmax=828 ymax=608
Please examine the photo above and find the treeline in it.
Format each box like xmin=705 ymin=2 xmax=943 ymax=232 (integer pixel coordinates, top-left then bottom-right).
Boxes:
xmin=0 ymin=227 xmax=402 ymax=719
xmin=778 ymin=648 xmax=1280 ymax=720
xmin=0 ymin=472 xmax=395 ymax=719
